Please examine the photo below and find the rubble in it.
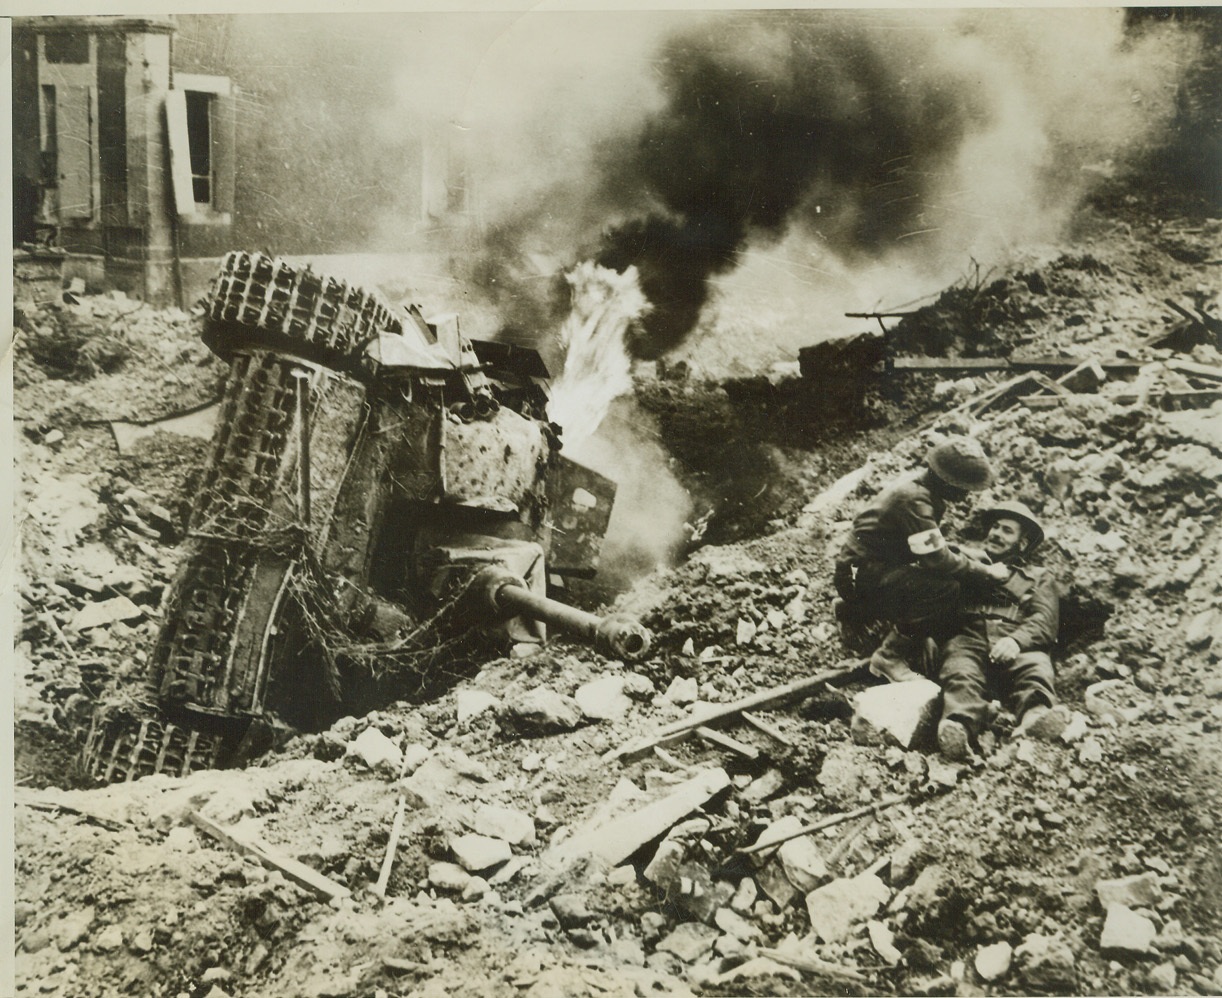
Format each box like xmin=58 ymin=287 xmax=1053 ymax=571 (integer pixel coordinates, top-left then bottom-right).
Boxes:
xmin=851 ymin=678 xmax=942 ymax=748
xmin=805 ymin=869 xmax=890 ymax=943
xmin=1100 ymin=903 xmax=1158 ymax=956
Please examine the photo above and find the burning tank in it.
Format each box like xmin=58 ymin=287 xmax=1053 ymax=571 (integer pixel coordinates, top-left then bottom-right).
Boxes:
xmin=82 ymin=251 xmax=651 ymax=783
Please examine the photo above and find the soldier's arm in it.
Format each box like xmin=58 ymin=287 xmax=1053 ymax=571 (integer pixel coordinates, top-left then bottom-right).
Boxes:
xmin=902 ymin=498 xmax=1002 ymax=582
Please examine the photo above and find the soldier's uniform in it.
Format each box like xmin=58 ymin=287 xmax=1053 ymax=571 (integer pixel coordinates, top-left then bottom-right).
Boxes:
xmin=940 ymin=564 xmax=1059 ymax=735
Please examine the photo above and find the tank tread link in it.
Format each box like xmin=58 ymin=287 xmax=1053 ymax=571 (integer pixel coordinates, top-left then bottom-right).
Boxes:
xmin=83 ymin=707 xmax=226 ymax=783
xmin=205 ymin=250 xmax=402 ymax=357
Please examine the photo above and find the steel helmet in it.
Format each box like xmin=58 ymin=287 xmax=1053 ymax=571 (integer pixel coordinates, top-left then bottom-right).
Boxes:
xmin=925 ymin=438 xmax=994 ymax=492
xmin=982 ymin=500 xmax=1045 ymax=549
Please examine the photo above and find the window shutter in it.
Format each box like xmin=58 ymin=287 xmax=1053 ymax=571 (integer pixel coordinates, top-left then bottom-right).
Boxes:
xmin=164 ymin=88 xmax=197 ymax=219
xmin=57 ymin=83 xmax=93 ymax=220
xmin=212 ymin=89 xmax=236 ymax=215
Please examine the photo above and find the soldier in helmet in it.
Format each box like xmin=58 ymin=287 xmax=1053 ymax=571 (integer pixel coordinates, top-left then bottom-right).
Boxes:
xmin=936 ymin=501 xmax=1070 ymax=761
xmin=834 ymin=438 xmax=1010 ymax=683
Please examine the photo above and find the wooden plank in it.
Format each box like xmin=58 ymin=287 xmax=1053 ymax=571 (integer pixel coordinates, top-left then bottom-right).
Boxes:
xmin=695 ymin=726 xmax=759 ymax=760
xmin=1056 ymin=359 xmax=1106 ymax=393
xmin=1167 ymin=359 xmax=1222 ymax=383
xmin=741 ymin=711 xmax=794 ymax=746
xmin=546 ymin=768 xmax=731 ymax=868
xmin=738 ymin=794 xmax=909 ymax=856
xmin=188 ymin=810 xmax=351 ymax=902
xmin=1020 ymin=389 xmax=1222 ymax=410
xmin=604 ymin=666 xmax=853 ymax=763
xmin=17 ymin=793 xmax=127 ymax=832
xmin=889 ymin=357 xmax=1008 ymax=371
xmin=755 ymin=947 xmax=869 ymax=983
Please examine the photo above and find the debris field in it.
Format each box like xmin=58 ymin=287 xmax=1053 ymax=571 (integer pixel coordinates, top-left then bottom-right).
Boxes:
xmin=11 ymin=210 xmax=1222 ymax=998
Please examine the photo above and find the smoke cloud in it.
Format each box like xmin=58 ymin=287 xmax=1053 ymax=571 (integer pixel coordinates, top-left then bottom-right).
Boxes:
xmin=380 ymin=8 xmax=1195 ymax=363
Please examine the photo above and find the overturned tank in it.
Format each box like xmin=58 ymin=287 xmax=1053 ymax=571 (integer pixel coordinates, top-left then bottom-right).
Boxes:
xmin=82 ymin=251 xmax=650 ymax=783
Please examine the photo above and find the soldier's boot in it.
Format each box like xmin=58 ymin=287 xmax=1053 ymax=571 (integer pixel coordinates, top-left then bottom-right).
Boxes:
xmin=938 ymin=718 xmax=975 ymax=762
xmin=867 ymin=628 xmax=923 ymax=683
xmin=1016 ymin=702 xmax=1070 ymax=741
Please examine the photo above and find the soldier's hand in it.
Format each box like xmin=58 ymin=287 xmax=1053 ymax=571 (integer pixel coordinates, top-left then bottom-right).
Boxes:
xmin=985 ymin=562 xmax=1011 ymax=582
xmin=990 ymin=637 xmax=1020 ymax=664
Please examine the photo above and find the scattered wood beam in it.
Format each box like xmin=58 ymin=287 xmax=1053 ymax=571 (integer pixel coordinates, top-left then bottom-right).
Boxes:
xmin=695 ymin=726 xmax=759 ymax=760
xmin=188 ymin=810 xmax=351 ymax=902
xmin=738 ymin=794 xmax=910 ymax=856
xmin=741 ymin=711 xmax=794 ymax=746
xmin=604 ymin=666 xmax=853 ymax=763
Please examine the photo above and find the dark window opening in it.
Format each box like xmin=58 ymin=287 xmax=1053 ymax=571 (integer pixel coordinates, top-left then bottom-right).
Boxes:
xmin=186 ymin=91 xmax=212 ymax=205
xmin=45 ymin=32 xmax=89 ymax=65
xmin=40 ymin=85 xmax=58 ymax=187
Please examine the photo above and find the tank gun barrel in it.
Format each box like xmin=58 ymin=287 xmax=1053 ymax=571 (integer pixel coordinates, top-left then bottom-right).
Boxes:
xmin=473 ymin=567 xmax=651 ymax=661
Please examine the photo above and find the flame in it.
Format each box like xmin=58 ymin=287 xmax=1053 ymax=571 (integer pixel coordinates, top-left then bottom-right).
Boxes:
xmin=547 ymin=261 xmax=650 ymax=447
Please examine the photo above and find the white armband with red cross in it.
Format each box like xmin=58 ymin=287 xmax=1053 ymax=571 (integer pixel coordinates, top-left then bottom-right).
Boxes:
xmin=908 ymin=527 xmax=946 ymax=556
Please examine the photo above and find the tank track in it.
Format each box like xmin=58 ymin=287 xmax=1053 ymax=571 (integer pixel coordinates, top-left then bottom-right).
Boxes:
xmin=82 ymin=705 xmax=228 ymax=783
xmin=203 ymin=250 xmax=403 ymax=358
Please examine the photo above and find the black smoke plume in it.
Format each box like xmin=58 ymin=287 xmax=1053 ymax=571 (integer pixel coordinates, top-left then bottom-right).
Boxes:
xmin=593 ymin=12 xmax=985 ymax=357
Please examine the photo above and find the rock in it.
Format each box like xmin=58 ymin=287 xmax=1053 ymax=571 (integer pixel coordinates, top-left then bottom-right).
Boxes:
xmin=53 ymin=906 xmax=95 ymax=950
xmin=730 ymin=878 xmax=758 ymax=913
xmin=575 ymin=676 xmax=633 ymax=721
xmin=348 ymin=727 xmax=403 ymax=772
xmin=741 ymin=768 xmax=786 ymax=803
xmin=805 ymin=871 xmax=890 ymax=943
xmin=622 ymin=673 xmax=655 ymax=701
xmin=429 ymin=862 xmax=472 ymax=892
xmin=778 ymin=832 xmax=830 ymax=893
xmin=202 ymin=987 xmax=232 ymax=998
xmin=673 ymin=866 xmax=733 ymax=924
xmin=456 ymin=690 xmax=500 ymax=724
xmin=503 ymin=688 xmax=583 ymax=734
xmin=975 ymin=942 xmax=1013 ymax=981
xmin=1060 ymin=712 xmax=1090 ymax=743
xmin=640 ymin=911 xmax=668 ymax=944
xmin=1100 ymin=903 xmax=1157 ymax=955
xmin=201 ymin=968 xmax=233 ymax=983
xmin=607 ymin=865 xmax=636 ymax=888
xmin=1204 ymin=678 xmax=1222 ymax=699
xmin=450 ymin=834 xmax=512 ymax=873
xmin=851 ymin=678 xmax=941 ymax=749
xmin=550 ymin=893 xmax=593 ymax=929
xmin=68 ymin=596 xmax=143 ymax=631
xmin=400 ymin=742 xmax=430 ymax=775
xmin=1185 ymin=608 xmax=1221 ymax=650
xmin=869 ymin=920 xmax=903 ymax=965
xmin=736 ymin=618 xmax=757 ymax=645
xmin=643 ymin=839 xmax=685 ymax=888
xmin=665 ymin=676 xmax=699 ymax=705
xmin=1079 ymin=739 xmax=1105 ymax=765
xmin=655 ymin=922 xmax=719 ymax=963
xmin=1096 ymin=873 xmax=1164 ymax=908
xmin=129 ymin=928 xmax=155 ymax=954
xmin=1014 ymin=933 xmax=1077 ymax=992
xmin=1148 ymin=962 xmax=1177 ymax=990
xmin=708 ymin=907 xmax=756 ymax=947
xmin=470 ymin=804 xmax=536 ymax=847
xmin=94 ymin=925 xmax=124 ymax=951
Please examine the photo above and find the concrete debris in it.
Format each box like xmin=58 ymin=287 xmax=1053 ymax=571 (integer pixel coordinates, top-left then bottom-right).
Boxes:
xmin=68 ymin=596 xmax=144 ymax=632
xmin=456 ymin=690 xmax=501 ymax=724
xmin=890 ymin=838 xmax=935 ymax=886
xmin=429 ymin=862 xmax=472 ymax=892
xmin=347 ymin=727 xmax=403 ymax=773
xmin=736 ymin=618 xmax=757 ymax=645
xmin=754 ymin=860 xmax=799 ymax=910
xmin=643 ymin=839 xmax=685 ymax=887
xmin=730 ymin=878 xmax=757 ymax=913
xmin=503 ymin=688 xmax=583 ymax=734
xmin=851 ymin=678 xmax=941 ymax=749
xmin=469 ymin=804 xmax=536 ymax=847
xmin=449 ymin=834 xmax=512 ymax=874
xmin=1014 ymin=934 xmax=1077 ymax=991
xmin=654 ymin=922 xmax=718 ymax=963
xmin=713 ymin=906 xmax=760 ymax=942
xmin=1185 ymin=607 xmax=1222 ymax=650
xmin=664 ymin=676 xmax=699 ymax=705
xmin=975 ymin=941 xmax=1013 ymax=981
xmin=1095 ymin=872 xmax=1164 ymax=909
xmin=777 ymin=830 xmax=830 ymax=893
xmin=547 ymin=768 xmax=730 ymax=868
xmin=1100 ymin=903 xmax=1157 ymax=955
xmin=574 ymin=676 xmax=632 ymax=720
xmin=805 ymin=870 xmax=890 ymax=943
xmin=868 ymin=919 xmax=903 ymax=965
xmin=1148 ymin=962 xmax=1177 ymax=990
xmin=1059 ymin=711 xmax=1090 ymax=743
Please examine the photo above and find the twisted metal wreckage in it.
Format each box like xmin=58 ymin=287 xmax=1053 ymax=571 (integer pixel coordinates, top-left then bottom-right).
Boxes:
xmin=83 ymin=251 xmax=652 ymax=783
